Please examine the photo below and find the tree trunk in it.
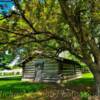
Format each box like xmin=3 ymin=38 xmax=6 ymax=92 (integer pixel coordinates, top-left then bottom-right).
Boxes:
xmin=93 ymin=58 xmax=100 ymax=95
xmin=94 ymin=72 xmax=100 ymax=96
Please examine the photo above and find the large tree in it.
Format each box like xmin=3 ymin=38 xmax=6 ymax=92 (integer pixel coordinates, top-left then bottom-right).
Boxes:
xmin=58 ymin=0 xmax=100 ymax=95
xmin=0 ymin=0 xmax=100 ymax=95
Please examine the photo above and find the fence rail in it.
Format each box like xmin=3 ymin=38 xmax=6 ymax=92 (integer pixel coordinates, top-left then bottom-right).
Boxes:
xmin=0 ymin=69 xmax=22 ymax=78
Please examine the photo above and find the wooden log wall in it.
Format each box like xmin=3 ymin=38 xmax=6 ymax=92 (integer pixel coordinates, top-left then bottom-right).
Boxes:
xmin=22 ymin=59 xmax=82 ymax=82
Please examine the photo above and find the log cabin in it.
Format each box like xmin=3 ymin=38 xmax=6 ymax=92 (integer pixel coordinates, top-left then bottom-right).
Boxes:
xmin=22 ymin=58 xmax=82 ymax=83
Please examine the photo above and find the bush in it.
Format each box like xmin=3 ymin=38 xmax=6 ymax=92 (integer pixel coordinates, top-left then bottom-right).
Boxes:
xmin=80 ymin=91 xmax=90 ymax=100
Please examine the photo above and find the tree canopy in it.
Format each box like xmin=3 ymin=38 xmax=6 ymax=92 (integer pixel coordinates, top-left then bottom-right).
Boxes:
xmin=0 ymin=0 xmax=100 ymax=95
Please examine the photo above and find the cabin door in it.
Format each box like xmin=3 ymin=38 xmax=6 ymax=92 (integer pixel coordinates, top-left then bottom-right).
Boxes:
xmin=34 ymin=61 xmax=44 ymax=82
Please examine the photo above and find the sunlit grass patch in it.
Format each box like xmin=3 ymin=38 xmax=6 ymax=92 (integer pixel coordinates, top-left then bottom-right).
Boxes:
xmin=82 ymin=73 xmax=94 ymax=79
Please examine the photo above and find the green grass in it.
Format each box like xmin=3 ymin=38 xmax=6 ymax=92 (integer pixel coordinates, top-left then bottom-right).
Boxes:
xmin=65 ymin=72 xmax=95 ymax=95
xmin=82 ymin=73 xmax=93 ymax=79
xmin=65 ymin=73 xmax=94 ymax=86
xmin=0 ymin=73 xmax=95 ymax=99
xmin=0 ymin=77 xmax=47 ymax=99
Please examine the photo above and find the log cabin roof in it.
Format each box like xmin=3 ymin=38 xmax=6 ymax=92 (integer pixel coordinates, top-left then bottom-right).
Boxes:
xmin=57 ymin=58 xmax=81 ymax=66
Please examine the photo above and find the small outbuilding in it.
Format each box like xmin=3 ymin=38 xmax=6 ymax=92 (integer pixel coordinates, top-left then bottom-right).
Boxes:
xmin=22 ymin=58 xmax=82 ymax=83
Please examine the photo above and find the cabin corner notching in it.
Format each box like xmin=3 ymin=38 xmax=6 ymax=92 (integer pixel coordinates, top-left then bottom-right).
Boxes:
xmin=22 ymin=58 xmax=82 ymax=83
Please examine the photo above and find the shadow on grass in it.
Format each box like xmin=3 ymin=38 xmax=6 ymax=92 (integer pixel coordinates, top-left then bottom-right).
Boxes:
xmin=0 ymin=76 xmax=95 ymax=95
xmin=0 ymin=73 xmax=96 ymax=98
xmin=66 ymin=78 xmax=95 ymax=86
xmin=65 ymin=77 xmax=95 ymax=95
xmin=0 ymin=77 xmax=47 ymax=97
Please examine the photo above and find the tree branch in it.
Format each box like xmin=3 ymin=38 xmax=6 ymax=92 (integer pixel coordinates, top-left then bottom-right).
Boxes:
xmin=13 ymin=0 xmax=37 ymax=33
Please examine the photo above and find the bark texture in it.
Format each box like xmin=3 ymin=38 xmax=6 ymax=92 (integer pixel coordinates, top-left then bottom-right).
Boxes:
xmin=58 ymin=0 xmax=100 ymax=95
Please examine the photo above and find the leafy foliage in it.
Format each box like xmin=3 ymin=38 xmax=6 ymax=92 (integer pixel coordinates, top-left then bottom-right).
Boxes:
xmin=0 ymin=1 xmax=100 ymax=94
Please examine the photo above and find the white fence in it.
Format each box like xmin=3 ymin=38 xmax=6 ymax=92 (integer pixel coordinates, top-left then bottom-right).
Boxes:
xmin=0 ymin=69 xmax=22 ymax=77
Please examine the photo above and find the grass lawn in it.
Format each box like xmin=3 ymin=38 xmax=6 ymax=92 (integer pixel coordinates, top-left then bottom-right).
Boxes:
xmin=65 ymin=73 xmax=95 ymax=95
xmin=0 ymin=73 xmax=95 ymax=99
xmin=0 ymin=77 xmax=47 ymax=99
xmin=66 ymin=73 xmax=94 ymax=86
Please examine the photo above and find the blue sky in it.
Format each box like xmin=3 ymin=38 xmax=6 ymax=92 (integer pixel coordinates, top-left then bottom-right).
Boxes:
xmin=0 ymin=0 xmax=14 ymax=14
